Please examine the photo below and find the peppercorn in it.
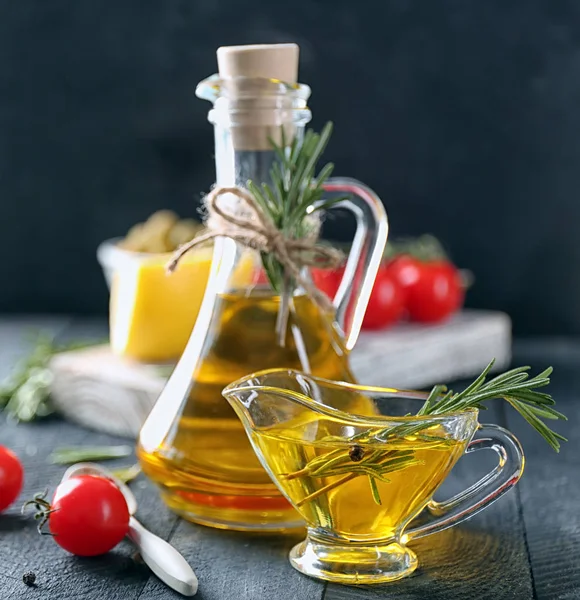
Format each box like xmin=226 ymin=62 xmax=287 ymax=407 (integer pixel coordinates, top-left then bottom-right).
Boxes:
xmin=349 ymin=445 xmax=365 ymax=462
xmin=22 ymin=571 xmax=36 ymax=586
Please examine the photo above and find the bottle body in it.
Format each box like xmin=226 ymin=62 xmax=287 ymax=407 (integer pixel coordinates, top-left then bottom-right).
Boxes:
xmin=137 ymin=266 xmax=354 ymax=530
xmin=137 ymin=74 xmax=388 ymax=531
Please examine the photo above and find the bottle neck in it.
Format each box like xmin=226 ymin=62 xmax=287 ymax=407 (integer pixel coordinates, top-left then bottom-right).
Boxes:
xmin=212 ymin=121 xmax=308 ymax=188
xmin=196 ymin=75 xmax=312 ymax=187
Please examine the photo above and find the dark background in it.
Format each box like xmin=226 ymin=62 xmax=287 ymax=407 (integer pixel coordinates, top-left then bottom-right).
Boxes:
xmin=1 ymin=0 xmax=578 ymax=334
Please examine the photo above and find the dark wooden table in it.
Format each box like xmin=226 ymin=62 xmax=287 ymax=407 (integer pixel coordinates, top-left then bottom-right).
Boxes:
xmin=0 ymin=317 xmax=578 ymax=600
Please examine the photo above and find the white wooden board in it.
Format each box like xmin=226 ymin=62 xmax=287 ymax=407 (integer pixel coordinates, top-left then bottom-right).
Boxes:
xmin=49 ymin=310 xmax=511 ymax=438
xmin=351 ymin=310 xmax=511 ymax=388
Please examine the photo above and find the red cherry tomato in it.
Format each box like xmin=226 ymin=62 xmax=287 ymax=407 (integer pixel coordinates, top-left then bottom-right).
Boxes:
xmin=311 ymin=266 xmax=344 ymax=301
xmin=254 ymin=268 xmax=269 ymax=285
xmin=32 ymin=475 xmax=130 ymax=556
xmin=0 ymin=446 xmax=24 ymax=512
xmin=362 ymin=267 xmax=406 ymax=330
xmin=404 ymin=260 xmax=464 ymax=323
xmin=384 ymin=255 xmax=422 ymax=290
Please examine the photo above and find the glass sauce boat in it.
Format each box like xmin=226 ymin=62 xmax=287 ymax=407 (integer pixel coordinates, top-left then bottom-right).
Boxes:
xmin=223 ymin=369 xmax=524 ymax=584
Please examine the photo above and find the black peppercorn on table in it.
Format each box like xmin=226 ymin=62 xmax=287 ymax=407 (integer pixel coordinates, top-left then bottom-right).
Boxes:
xmin=0 ymin=317 xmax=578 ymax=600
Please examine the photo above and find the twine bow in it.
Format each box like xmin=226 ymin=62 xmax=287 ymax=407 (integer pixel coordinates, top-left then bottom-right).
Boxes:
xmin=167 ymin=186 xmax=344 ymax=317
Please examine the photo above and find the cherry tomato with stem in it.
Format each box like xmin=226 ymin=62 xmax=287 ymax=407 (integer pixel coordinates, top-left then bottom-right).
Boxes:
xmin=24 ymin=475 xmax=130 ymax=556
xmin=0 ymin=445 xmax=24 ymax=512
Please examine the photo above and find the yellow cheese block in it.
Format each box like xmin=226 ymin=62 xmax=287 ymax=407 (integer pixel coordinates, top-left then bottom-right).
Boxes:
xmin=109 ymin=248 xmax=214 ymax=362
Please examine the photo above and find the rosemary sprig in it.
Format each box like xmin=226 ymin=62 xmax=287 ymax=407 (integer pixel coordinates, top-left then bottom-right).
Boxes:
xmin=50 ymin=445 xmax=133 ymax=465
xmin=286 ymin=360 xmax=566 ymax=507
xmin=384 ymin=359 xmax=566 ymax=452
xmin=247 ymin=122 xmax=347 ymax=293
xmin=0 ymin=332 xmax=103 ymax=422
xmin=111 ymin=463 xmax=142 ymax=484
xmin=285 ymin=448 xmax=423 ymax=507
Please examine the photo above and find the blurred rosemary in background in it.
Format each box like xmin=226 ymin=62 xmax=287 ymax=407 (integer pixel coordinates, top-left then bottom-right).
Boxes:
xmin=0 ymin=333 xmax=100 ymax=422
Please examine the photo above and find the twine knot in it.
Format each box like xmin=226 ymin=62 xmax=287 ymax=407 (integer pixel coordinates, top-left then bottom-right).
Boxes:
xmin=167 ymin=185 xmax=344 ymax=315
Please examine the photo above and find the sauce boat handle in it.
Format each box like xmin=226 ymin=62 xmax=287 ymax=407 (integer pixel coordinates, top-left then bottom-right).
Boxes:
xmin=406 ymin=424 xmax=524 ymax=540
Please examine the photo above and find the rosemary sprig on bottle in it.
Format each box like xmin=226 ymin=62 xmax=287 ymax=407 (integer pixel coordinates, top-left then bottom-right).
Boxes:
xmin=285 ymin=360 xmax=567 ymax=506
xmin=247 ymin=121 xmax=347 ymax=294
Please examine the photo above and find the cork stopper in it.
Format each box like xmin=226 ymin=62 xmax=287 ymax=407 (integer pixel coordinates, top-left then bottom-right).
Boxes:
xmin=217 ymin=44 xmax=299 ymax=84
xmin=215 ymin=44 xmax=300 ymax=151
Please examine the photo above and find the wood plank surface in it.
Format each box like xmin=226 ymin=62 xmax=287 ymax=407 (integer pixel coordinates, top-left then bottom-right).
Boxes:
xmin=137 ymin=523 xmax=324 ymax=600
xmin=503 ymin=340 xmax=580 ymax=600
xmin=1 ymin=317 xmax=578 ymax=599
